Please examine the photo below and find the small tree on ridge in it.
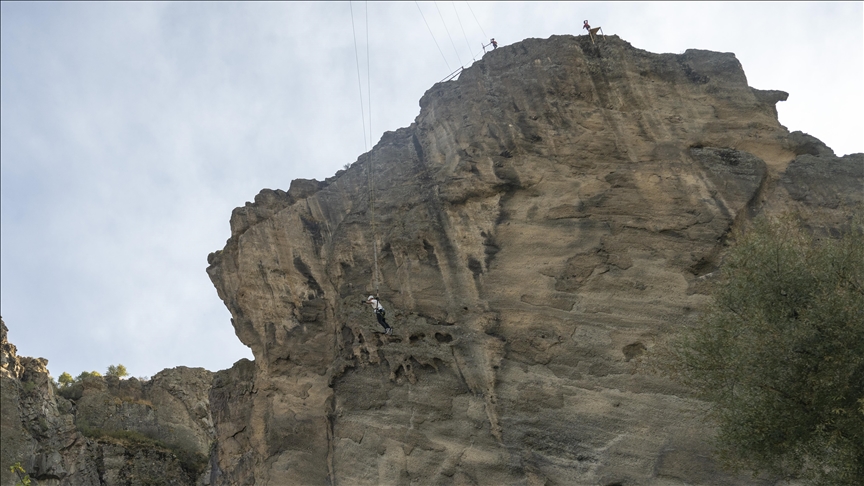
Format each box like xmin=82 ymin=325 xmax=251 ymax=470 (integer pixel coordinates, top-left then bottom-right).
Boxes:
xmin=106 ymin=364 xmax=128 ymax=378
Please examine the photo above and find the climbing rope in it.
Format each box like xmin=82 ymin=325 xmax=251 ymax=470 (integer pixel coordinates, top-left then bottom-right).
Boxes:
xmin=420 ymin=1 xmax=490 ymax=82
xmin=349 ymin=2 xmax=496 ymax=294
xmin=349 ymin=1 xmax=369 ymax=154
xmin=415 ymin=1 xmax=452 ymax=72
xmin=370 ymin=157 xmax=380 ymax=294
xmin=434 ymin=1 xmax=463 ymax=67
xmin=365 ymin=3 xmax=372 ymax=153
xmin=452 ymin=2 xmax=476 ymax=62
xmin=350 ymin=1 xmax=381 ymax=294
xmin=466 ymin=2 xmax=488 ymax=41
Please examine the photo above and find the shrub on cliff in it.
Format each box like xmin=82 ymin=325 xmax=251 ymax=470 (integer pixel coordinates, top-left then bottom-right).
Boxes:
xmin=660 ymin=215 xmax=864 ymax=485
xmin=75 ymin=370 xmax=101 ymax=381
xmin=9 ymin=463 xmax=31 ymax=486
xmin=56 ymin=370 xmax=100 ymax=399
xmin=106 ymin=364 xmax=128 ymax=378
xmin=57 ymin=372 xmax=74 ymax=387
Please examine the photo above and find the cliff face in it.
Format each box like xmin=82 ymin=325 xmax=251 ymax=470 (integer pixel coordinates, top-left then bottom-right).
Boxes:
xmin=2 ymin=34 xmax=860 ymax=486
xmin=206 ymin=35 xmax=863 ymax=484
xmin=0 ymin=319 xmax=215 ymax=486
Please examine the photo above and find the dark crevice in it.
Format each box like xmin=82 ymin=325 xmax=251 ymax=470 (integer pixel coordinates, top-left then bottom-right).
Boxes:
xmin=293 ymin=256 xmax=323 ymax=296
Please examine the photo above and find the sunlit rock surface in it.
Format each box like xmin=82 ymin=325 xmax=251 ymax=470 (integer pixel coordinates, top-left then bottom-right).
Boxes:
xmin=2 ymin=34 xmax=860 ymax=486
xmin=205 ymin=35 xmax=862 ymax=485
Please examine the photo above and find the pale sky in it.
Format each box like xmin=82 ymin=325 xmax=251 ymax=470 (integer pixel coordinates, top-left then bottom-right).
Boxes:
xmin=1 ymin=2 xmax=862 ymax=380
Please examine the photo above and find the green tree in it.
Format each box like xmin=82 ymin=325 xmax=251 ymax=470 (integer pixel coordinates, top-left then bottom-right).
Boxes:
xmin=58 ymin=372 xmax=74 ymax=387
xmin=75 ymin=370 xmax=101 ymax=381
xmin=660 ymin=215 xmax=863 ymax=484
xmin=106 ymin=364 xmax=128 ymax=378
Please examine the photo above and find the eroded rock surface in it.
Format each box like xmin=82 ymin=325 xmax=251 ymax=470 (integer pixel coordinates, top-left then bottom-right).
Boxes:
xmin=3 ymin=34 xmax=860 ymax=486
xmin=206 ymin=35 xmax=863 ymax=485
xmin=1 ymin=318 xmax=215 ymax=486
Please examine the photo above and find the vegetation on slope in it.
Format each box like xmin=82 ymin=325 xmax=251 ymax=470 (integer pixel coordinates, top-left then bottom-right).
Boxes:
xmin=660 ymin=214 xmax=864 ymax=485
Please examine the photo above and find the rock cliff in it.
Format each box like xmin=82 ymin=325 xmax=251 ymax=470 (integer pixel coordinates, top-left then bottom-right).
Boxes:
xmin=2 ymin=34 xmax=861 ymax=486
xmin=1 ymin=318 xmax=215 ymax=486
xmin=204 ymin=35 xmax=862 ymax=485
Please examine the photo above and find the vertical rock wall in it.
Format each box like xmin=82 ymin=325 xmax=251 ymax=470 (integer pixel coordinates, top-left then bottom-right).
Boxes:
xmin=206 ymin=35 xmax=862 ymax=485
xmin=3 ymin=33 xmax=859 ymax=486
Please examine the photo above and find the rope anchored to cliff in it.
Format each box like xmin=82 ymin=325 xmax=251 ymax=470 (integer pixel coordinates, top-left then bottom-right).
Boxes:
xmin=368 ymin=153 xmax=381 ymax=294
xmin=350 ymin=1 xmax=381 ymax=295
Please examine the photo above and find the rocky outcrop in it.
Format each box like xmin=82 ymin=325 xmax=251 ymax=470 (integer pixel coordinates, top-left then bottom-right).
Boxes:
xmin=3 ymin=34 xmax=860 ymax=486
xmin=1 ymin=318 xmax=216 ymax=486
xmin=206 ymin=35 xmax=862 ymax=485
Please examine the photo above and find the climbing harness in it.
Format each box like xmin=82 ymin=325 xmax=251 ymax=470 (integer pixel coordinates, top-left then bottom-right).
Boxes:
xmin=366 ymin=295 xmax=392 ymax=334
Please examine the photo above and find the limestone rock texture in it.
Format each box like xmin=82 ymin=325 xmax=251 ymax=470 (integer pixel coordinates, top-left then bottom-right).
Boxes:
xmin=205 ymin=35 xmax=862 ymax=485
xmin=1 ymin=318 xmax=215 ymax=486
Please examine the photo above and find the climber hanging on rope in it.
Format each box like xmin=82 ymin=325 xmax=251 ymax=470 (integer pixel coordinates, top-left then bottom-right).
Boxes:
xmin=365 ymin=295 xmax=393 ymax=334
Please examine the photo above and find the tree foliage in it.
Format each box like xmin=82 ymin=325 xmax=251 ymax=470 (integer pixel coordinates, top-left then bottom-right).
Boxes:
xmin=57 ymin=372 xmax=74 ymax=387
xmin=75 ymin=370 xmax=101 ymax=381
xmin=9 ymin=463 xmax=31 ymax=486
xmin=662 ymin=215 xmax=864 ymax=484
xmin=57 ymin=365 xmax=128 ymax=389
xmin=106 ymin=364 xmax=128 ymax=378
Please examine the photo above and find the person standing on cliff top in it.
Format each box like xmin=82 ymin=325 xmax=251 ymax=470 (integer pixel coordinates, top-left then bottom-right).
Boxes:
xmin=490 ymin=38 xmax=498 ymax=49
xmin=365 ymin=295 xmax=393 ymax=334
xmin=583 ymin=20 xmax=591 ymax=32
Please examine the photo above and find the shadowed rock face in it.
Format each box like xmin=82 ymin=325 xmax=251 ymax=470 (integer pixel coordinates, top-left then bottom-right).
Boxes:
xmin=205 ymin=35 xmax=862 ymax=485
